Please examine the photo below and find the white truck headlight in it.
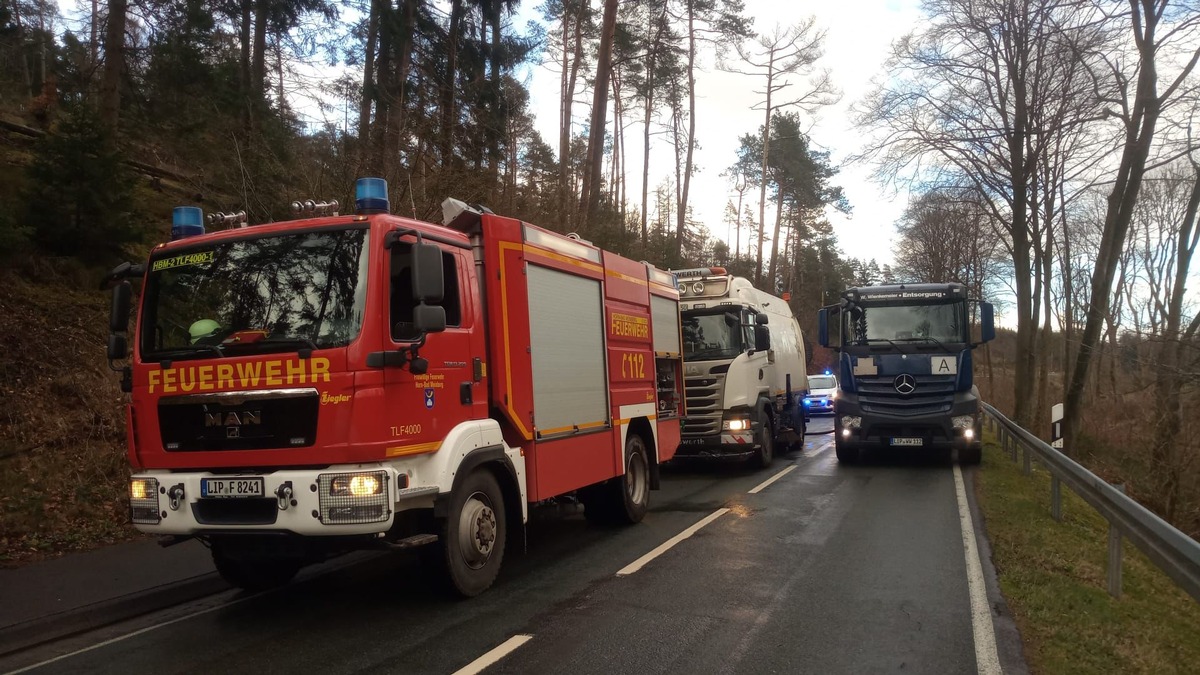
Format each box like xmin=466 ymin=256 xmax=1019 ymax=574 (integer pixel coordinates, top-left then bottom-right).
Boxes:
xmin=840 ymin=416 xmax=862 ymax=430
xmin=319 ymin=471 xmax=390 ymax=524
xmin=722 ymin=418 xmax=750 ymax=431
xmin=951 ymin=415 xmax=975 ymax=429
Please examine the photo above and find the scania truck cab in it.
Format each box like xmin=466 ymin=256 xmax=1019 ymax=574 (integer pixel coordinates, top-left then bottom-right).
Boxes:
xmin=674 ymin=267 xmax=808 ymax=467
xmin=818 ymin=283 xmax=994 ymax=464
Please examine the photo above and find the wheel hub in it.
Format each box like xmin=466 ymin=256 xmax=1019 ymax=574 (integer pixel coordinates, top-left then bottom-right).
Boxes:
xmin=458 ymin=494 xmax=497 ymax=569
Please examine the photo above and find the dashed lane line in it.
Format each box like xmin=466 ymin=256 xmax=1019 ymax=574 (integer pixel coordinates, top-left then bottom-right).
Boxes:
xmin=452 ymin=634 xmax=533 ymax=675
xmin=616 ymin=508 xmax=730 ymax=576
xmin=748 ymin=465 xmax=796 ymax=494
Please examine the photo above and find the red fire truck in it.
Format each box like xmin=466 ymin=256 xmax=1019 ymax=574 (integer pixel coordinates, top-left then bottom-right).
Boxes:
xmin=103 ymin=179 xmax=684 ymax=596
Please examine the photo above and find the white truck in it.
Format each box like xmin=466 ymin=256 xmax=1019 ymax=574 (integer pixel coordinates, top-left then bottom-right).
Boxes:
xmin=673 ymin=267 xmax=808 ymax=466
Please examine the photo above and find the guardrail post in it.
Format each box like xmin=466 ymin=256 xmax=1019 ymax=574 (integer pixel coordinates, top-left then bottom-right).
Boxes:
xmin=1022 ymin=441 xmax=1032 ymax=475
xmin=1108 ymin=484 xmax=1125 ymax=599
xmin=1051 ymin=475 xmax=1062 ymax=522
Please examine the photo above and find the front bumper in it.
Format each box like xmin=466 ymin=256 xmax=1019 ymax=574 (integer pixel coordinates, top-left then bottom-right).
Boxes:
xmin=834 ymin=392 xmax=981 ymax=451
xmin=128 ymin=464 xmax=439 ymax=536
xmin=674 ymin=431 xmax=758 ymax=459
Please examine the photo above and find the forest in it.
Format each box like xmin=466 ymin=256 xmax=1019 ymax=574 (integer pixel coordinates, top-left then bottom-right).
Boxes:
xmin=1 ymin=0 xmax=1199 ymax=557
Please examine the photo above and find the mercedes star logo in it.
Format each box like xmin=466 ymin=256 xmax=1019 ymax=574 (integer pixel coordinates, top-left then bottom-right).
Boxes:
xmin=894 ymin=373 xmax=917 ymax=395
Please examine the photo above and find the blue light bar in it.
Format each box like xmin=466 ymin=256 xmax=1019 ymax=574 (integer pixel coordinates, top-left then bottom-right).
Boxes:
xmin=171 ymin=206 xmax=204 ymax=240
xmin=824 ymin=370 xmax=831 ymax=375
xmin=355 ymin=177 xmax=389 ymax=214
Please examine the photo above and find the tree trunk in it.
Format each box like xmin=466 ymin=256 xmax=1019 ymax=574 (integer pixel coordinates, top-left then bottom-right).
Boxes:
xmin=767 ymin=189 xmax=784 ymax=290
xmin=1064 ymin=4 xmax=1166 ymax=449
xmin=578 ymin=0 xmax=619 ymax=228
xmin=440 ymin=0 xmax=462 ymax=162
xmin=359 ymin=0 xmax=382 ymax=161
xmin=676 ymin=0 xmax=697 ymax=250
xmin=755 ymin=63 xmax=775 ymax=286
xmin=239 ymin=0 xmax=252 ymax=100
xmin=99 ymin=0 xmax=127 ymax=132
xmin=252 ymin=0 xmax=268 ymax=100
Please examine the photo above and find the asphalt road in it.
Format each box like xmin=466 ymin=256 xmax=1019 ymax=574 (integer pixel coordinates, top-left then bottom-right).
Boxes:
xmin=0 ymin=417 xmax=1026 ymax=675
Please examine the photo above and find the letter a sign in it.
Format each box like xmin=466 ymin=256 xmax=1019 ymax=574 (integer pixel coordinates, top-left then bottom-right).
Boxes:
xmin=931 ymin=356 xmax=957 ymax=375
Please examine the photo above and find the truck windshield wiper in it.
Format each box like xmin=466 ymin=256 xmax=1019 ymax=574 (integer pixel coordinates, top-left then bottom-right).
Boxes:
xmin=151 ymin=344 xmax=225 ymax=361
xmin=686 ymin=347 xmax=732 ymax=360
xmin=858 ymin=337 xmax=900 ymax=350
xmin=225 ymin=335 xmax=321 ymax=355
xmin=896 ymin=336 xmax=953 ymax=352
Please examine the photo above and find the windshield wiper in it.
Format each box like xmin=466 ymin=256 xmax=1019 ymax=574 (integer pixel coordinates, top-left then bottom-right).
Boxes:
xmin=895 ymin=336 xmax=954 ymax=352
xmin=686 ymin=347 xmax=733 ymax=360
xmin=151 ymin=344 xmax=225 ymax=362
xmin=857 ymin=337 xmax=901 ymax=351
xmin=225 ymin=335 xmax=321 ymax=355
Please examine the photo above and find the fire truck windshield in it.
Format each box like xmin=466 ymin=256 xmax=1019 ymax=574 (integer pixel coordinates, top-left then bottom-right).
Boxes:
xmin=847 ymin=301 xmax=966 ymax=346
xmin=682 ymin=310 xmax=746 ymax=361
xmin=140 ymin=227 xmax=370 ymax=359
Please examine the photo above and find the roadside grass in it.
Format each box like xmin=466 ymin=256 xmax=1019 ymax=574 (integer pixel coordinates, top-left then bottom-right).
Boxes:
xmin=975 ymin=435 xmax=1200 ymax=674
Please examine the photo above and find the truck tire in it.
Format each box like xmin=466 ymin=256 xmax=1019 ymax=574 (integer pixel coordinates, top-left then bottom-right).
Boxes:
xmin=211 ymin=546 xmax=301 ymax=592
xmin=437 ymin=469 xmax=507 ymax=597
xmin=834 ymin=439 xmax=858 ymax=465
xmin=960 ymin=443 xmax=982 ymax=465
xmin=583 ymin=433 xmax=650 ymax=525
xmin=751 ymin=416 xmax=774 ymax=469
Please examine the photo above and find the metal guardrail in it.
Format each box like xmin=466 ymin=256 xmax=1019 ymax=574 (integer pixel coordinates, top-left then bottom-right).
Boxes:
xmin=981 ymin=402 xmax=1200 ymax=603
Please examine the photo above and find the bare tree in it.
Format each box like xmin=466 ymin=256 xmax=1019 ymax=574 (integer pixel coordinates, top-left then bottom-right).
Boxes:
xmin=721 ymin=19 xmax=837 ymax=287
xmin=577 ymin=0 xmax=619 ymax=227
xmin=1063 ymin=0 xmax=1200 ymax=448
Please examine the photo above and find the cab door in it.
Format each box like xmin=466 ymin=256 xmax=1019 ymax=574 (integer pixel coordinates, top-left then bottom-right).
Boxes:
xmin=381 ymin=242 xmax=479 ymax=456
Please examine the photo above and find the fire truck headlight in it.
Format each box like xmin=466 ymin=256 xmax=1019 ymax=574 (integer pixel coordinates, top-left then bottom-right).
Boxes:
xmin=964 ymin=428 xmax=975 ymax=440
xmin=330 ymin=473 xmax=384 ymax=497
xmin=951 ymin=415 xmax=975 ymax=429
xmin=130 ymin=478 xmax=161 ymax=524
xmin=722 ymin=418 xmax=750 ymax=431
xmin=840 ymin=416 xmax=862 ymax=430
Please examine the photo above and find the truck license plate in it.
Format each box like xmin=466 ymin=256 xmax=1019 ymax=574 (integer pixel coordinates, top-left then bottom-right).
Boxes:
xmin=890 ymin=437 xmax=924 ymax=447
xmin=201 ymin=477 xmax=265 ymax=498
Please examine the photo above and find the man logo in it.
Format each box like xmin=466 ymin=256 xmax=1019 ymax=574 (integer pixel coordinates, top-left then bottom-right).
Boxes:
xmin=894 ymin=374 xmax=917 ymax=395
xmin=205 ymin=411 xmax=262 ymax=427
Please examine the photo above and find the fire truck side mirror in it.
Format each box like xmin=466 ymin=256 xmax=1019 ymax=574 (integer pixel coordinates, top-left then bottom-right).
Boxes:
xmin=413 ymin=304 xmax=446 ymax=333
xmin=110 ymin=281 xmax=132 ymax=332
xmin=412 ymin=243 xmax=444 ymax=303
xmin=107 ymin=333 xmax=128 ymax=360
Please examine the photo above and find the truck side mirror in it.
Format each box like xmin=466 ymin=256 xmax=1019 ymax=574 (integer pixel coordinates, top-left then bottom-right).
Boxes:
xmin=412 ymin=242 xmax=444 ymax=302
xmin=107 ymin=333 xmax=128 ymax=360
xmin=110 ymin=281 xmax=132 ymax=332
xmin=754 ymin=325 xmax=770 ymax=351
xmin=755 ymin=313 xmax=768 ymax=325
xmin=979 ymin=301 xmax=995 ymax=344
xmin=817 ymin=308 xmax=829 ymax=348
xmin=414 ymin=304 xmax=446 ymax=333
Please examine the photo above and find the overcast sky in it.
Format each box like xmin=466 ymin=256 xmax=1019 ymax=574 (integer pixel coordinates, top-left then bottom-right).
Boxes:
xmin=515 ymin=0 xmax=926 ymax=267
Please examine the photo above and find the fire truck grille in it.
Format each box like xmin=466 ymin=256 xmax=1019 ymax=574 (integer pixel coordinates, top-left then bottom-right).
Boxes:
xmin=158 ymin=390 xmax=320 ymax=452
xmin=682 ymin=373 xmax=726 ymax=436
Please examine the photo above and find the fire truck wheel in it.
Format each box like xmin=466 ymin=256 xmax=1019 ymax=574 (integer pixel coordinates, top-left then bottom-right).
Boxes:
xmin=751 ymin=418 xmax=774 ymax=469
xmin=614 ymin=433 xmax=650 ymax=524
xmin=440 ymin=469 xmax=506 ymax=598
xmin=211 ymin=547 xmax=301 ymax=592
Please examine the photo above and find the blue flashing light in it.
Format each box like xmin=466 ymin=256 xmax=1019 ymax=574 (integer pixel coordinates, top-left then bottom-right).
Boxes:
xmin=355 ymin=177 xmax=389 ymax=214
xmin=803 ymin=398 xmax=812 ymax=406
xmin=824 ymin=369 xmax=831 ymax=375
xmin=171 ymin=206 xmax=204 ymax=240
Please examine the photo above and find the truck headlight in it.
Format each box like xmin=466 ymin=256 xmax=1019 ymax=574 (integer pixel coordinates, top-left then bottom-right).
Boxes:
xmin=723 ymin=418 xmax=750 ymax=431
xmin=319 ymin=471 xmax=390 ymax=525
xmin=840 ymin=416 xmax=862 ymax=430
xmin=951 ymin=415 xmax=975 ymax=429
xmin=130 ymin=477 xmax=161 ymax=524
xmin=330 ymin=472 xmax=385 ymax=497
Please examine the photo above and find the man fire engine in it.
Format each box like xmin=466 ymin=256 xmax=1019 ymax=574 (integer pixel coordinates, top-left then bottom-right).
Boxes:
xmin=103 ymin=178 xmax=684 ymax=597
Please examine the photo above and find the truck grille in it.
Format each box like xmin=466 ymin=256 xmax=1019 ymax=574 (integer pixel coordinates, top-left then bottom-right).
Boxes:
xmin=159 ymin=389 xmax=320 ymax=452
xmin=856 ymin=374 xmax=956 ymax=417
xmin=683 ymin=372 xmax=726 ymax=435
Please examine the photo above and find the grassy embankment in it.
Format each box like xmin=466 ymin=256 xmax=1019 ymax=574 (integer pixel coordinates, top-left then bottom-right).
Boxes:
xmin=975 ymin=435 xmax=1200 ymax=674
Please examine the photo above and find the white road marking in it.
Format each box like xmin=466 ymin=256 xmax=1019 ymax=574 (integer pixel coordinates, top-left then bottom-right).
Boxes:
xmin=748 ymin=464 xmax=796 ymax=494
xmin=616 ymin=508 xmax=730 ymax=576
xmin=452 ymin=634 xmax=533 ymax=675
xmin=954 ymin=465 xmax=1002 ymax=675
xmin=2 ymin=593 xmax=259 ymax=675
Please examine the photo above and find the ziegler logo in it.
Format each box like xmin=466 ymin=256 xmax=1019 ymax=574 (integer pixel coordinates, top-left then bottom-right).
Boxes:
xmin=205 ymin=411 xmax=262 ymax=427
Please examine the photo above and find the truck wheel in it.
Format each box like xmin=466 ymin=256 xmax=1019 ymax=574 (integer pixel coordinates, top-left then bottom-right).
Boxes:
xmin=614 ymin=433 xmax=650 ymax=524
xmin=834 ymin=439 xmax=858 ymax=465
xmin=439 ymin=469 xmax=507 ymax=597
xmin=960 ymin=444 xmax=982 ymax=465
xmin=751 ymin=418 xmax=774 ymax=469
xmin=583 ymin=433 xmax=650 ymax=525
xmin=211 ymin=547 xmax=301 ymax=592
